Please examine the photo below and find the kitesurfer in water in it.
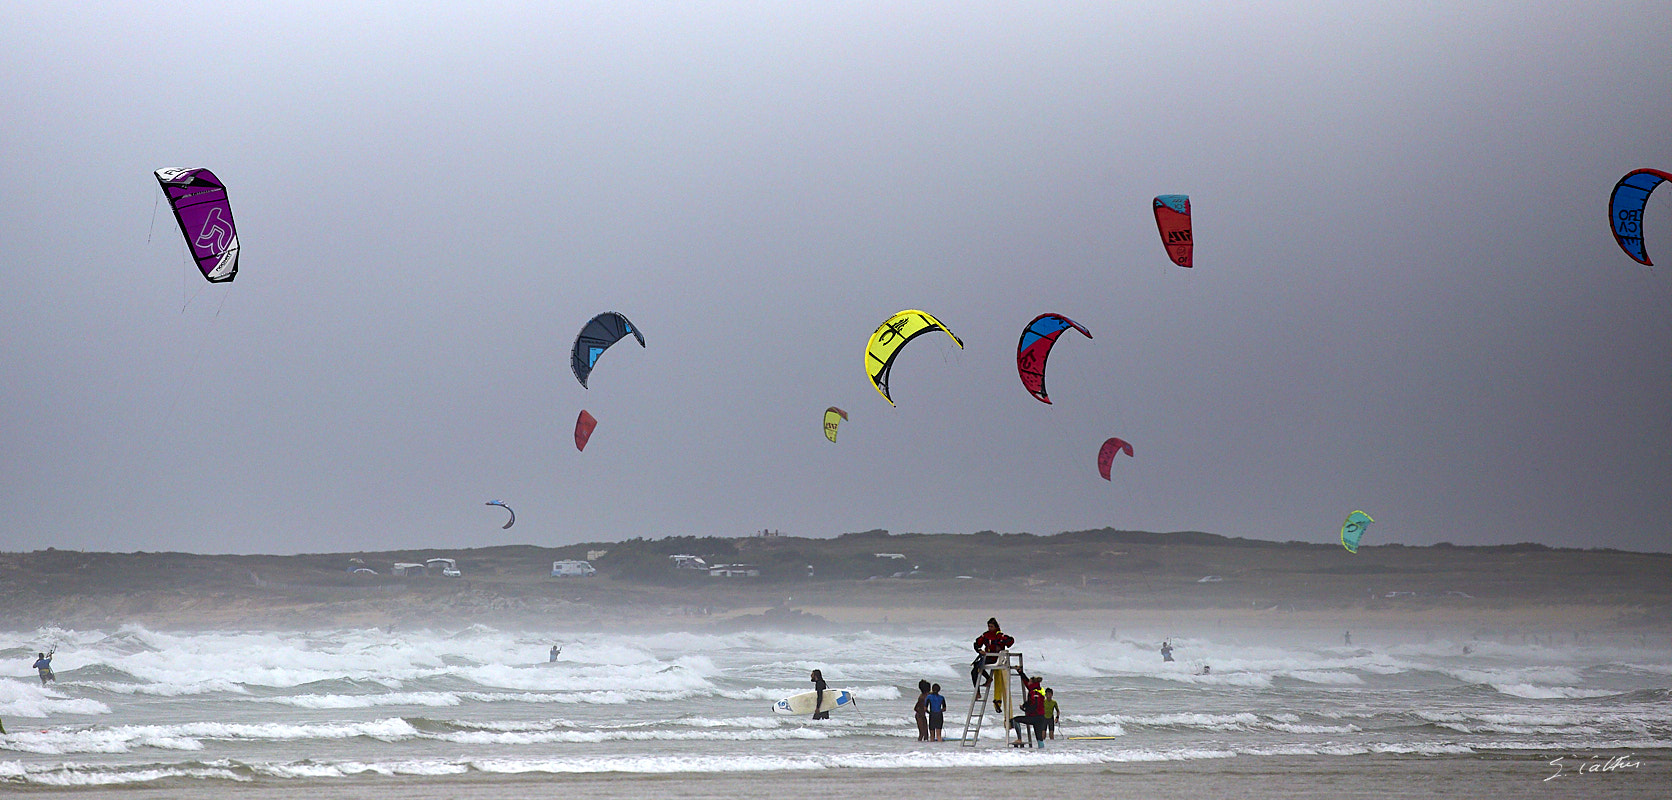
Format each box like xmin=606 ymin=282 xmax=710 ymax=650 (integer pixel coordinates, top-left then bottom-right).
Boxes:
xmin=33 ymin=651 xmax=54 ymax=685
xmin=1160 ymin=640 xmax=1173 ymax=662
xmin=549 ymin=644 xmax=562 ymax=662
xmin=810 ymin=669 xmax=830 ymax=720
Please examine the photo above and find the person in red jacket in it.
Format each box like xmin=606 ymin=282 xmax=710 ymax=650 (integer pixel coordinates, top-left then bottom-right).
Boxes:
xmin=970 ymin=617 xmax=1014 ymax=690
xmin=1009 ymin=673 xmax=1049 ymax=746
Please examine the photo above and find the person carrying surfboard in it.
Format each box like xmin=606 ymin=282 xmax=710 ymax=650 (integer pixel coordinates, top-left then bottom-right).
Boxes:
xmin=810 ymin=669 xmax=830 ymax=720
xmin=970 ymin=618 xmax=1014 ymax=693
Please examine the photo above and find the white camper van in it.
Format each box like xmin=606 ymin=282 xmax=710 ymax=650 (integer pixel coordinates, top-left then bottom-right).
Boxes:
xmin=426 ymin=558 xmax=462 ymax=578
xmin=551 ymin=560 xmax=597 ymax=578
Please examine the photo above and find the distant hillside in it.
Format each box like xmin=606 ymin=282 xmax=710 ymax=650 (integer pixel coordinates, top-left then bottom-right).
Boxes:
xmin=2 ymin=528 xmax=1668 ymax=629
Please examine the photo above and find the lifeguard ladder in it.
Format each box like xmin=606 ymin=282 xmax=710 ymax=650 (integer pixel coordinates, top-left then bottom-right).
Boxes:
xmin=960 ymin=650 xmax=1036 ymax=748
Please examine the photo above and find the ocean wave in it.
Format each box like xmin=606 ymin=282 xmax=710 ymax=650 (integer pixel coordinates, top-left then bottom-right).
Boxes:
xmin=78 ymin=678 xmax=249 ymax=697
xmin=0 ymin=718 xmax=419 ymax=755
xmin=0 ymin=680 xmax=111 ymax=718
xmin=1067 ymin=712 xmax=1351 ymax=733
xmin=0 ymin=759 xmax=250 ymax=786
xmin=1488 ymin=683 xmax=1622 ymax=700
xmin=252 ymin=691 xmax=463 ymax=709
xmin=0 ymin=747 xmax=1269 ymax=785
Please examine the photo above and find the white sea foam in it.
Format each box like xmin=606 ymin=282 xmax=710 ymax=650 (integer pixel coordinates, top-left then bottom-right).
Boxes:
xmin=0 ymin=718 xmax=421 ymax=755
xmin=0 ymin=680 xmax=111 ymax=718
xmin=0 ymin=760 xmax=250 ymax=786
xmin=1488 ymin=683 xmax=1621 ymax=700
xmin=253 ymin=691 xmax=463 ymax=708
xmin=77 ymin=679 xmax=248 ymax=697
xmin=3 ymin=625 xmax=1668 ymax=786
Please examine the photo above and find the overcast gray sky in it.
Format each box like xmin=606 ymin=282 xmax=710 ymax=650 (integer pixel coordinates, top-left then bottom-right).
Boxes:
xmin=3 ymin=1 xmax=1671 ymax=555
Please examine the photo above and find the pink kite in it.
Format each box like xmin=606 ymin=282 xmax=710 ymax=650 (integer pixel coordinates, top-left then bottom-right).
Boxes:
xmin=1097 ymin=437 xmax=1133 ymax=480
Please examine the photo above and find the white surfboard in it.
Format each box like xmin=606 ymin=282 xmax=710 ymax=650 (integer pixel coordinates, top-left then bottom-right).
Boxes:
xmin=772 ymin=689 xmax=856 ymax=715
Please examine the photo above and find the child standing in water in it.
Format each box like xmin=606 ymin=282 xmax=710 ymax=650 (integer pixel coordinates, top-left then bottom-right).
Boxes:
xmin=926 ymin=683 xmax=946 ymax=741
xmin=1043 ymin=688 xmax=1059 ymax=739
xmin=913 ymin=680 xmax=931 ymax=741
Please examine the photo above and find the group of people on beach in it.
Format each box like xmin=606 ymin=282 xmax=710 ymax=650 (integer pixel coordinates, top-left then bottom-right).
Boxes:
xmin=912 ymin=680 xmax=947 ymax=740
xmin=803 ymin=618 xmax=1060 ymax=747
xmin=969 ymin=617 xmax=1058 ymax=746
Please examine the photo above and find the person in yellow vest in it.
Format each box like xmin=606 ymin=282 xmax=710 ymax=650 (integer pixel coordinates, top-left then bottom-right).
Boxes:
xmin=1042 ymin=687 xmax=1059 ymax=739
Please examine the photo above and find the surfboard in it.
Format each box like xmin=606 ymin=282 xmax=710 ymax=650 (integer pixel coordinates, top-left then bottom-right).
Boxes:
xmin=772 ymin=689 xmax=856 ymax=715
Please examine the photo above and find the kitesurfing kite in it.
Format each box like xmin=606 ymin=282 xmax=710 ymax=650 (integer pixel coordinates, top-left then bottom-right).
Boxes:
xmin=1097 ymin=437 xmax=1133 ymax=481
xmin=571 ymin=312 xmax=645 ymax=388
xmin=575 ymin=409 xmax=597 ymax=451
xmin=1017 ymin=313 xmax=1093 ymax=404
xmin=864 ymin=309 xmax=963 ymax=406
xmin=1153 ymin=194 xmax=1193 ymax=268
xmin=485 ymin=500 xmax=515 ymax=529
xmin=155 ymin=168 xmax=239 ymax=282
xmin=1610 ymin=168 xmax=1671 ymax=265
xmin=1340 ymin=510 xmax=1374 ymax=554
xmin=823 ymin=407 xmax=848 ymax=443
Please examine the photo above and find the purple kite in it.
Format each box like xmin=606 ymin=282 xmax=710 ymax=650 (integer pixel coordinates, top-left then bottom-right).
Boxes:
xmin=1097 ymin=437 xmax=1133 ymax=481
xmin=1016 ymin=313 xmax=1093 ymax=404
xmin=155 ymin=168 xmax=239 ymax=282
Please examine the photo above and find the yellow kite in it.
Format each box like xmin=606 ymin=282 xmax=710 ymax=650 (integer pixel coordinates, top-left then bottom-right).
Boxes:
xmin=823 ymin=407 xmax=848 ymax=443
xmin=864 ymin=309 xmax=964 ymax=405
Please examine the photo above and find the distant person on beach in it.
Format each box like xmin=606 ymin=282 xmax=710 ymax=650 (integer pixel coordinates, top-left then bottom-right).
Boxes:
xmin=1043 ymin=688 xmax=1059 ymax=739
xmin=1160 ymin=641 xmax=1173 ymax=662
xmin=914 ymin=679 xmax=931 ymax=741
xmin=1344 ymin=631 xmax=1351 ymax=645
xmin=926 ymin=683 xmax=946 ymax=741
xmin=971 ymin=617 xmax=1014 ymax=691
xmin=810 ymin=669 xmax=830 ymax=720
xmin=33 ymin=652 xmax=54 ymax=685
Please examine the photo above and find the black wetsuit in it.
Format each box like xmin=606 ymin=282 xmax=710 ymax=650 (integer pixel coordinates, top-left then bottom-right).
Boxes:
xmin=1009 ymin=669 xmax=1048 ymax=743
xmin=812 ymin=675 xmax=830 ymax=720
